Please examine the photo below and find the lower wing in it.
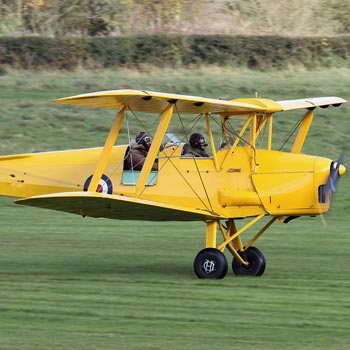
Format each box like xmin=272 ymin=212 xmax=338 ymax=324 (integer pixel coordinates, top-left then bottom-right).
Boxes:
xmin=16 ymin=191 xmax=222 ymax=222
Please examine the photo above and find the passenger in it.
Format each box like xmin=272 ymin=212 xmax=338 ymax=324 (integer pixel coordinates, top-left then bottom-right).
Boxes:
xmin=124 ymin=132 xmax=158 ymax=171
xmin=183 ymin=133 xmax=209 ymax=157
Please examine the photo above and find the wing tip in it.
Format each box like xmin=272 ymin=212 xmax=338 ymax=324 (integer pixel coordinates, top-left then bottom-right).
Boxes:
xmin=277 ymin=96 xmax=348 ymax=111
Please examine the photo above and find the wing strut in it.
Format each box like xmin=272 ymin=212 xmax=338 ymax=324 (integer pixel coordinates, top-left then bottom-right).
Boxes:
xmin=205 ymin=113 xmax=220 ymax=171
xmin=267 ymin=114 xmax=273 ymax=150
xmin=88 ymin=107 xmax=126 ymax=192
xmin=136 ymin=103 xmax=174 ymax=196
xmin=291 ymin=109 xmax=314 ymax=154
xmin=217 ymin=214 xmax=265 ymax=251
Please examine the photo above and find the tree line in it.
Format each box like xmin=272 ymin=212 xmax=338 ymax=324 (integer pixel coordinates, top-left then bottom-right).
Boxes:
xmin=0 ymin=0 xmax=349 ymax=37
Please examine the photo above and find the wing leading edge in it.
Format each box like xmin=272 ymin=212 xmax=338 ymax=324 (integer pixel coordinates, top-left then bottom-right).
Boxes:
xmin=16 ymin=191 xmax=222 ymax=222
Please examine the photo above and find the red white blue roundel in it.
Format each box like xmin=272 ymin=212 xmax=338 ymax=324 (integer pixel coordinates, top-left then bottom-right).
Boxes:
xmin=83 ymin=174 xmax=113 ymax=194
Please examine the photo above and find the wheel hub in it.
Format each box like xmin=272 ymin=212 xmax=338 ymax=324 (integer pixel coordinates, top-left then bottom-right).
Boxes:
xmin=202 ymin=259 xmax=216 ymax=274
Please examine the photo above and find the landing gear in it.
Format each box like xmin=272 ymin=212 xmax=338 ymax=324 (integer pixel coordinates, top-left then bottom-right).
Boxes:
xmin=232 ymin=246 xmax=266 ymax=276
xmin=193 ymin=248 xmax=228 ymax=279
xmin=194 ymin=217 xmax=274 ymax=279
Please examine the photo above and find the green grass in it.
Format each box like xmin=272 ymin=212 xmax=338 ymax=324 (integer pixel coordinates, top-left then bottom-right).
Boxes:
xmin=0 ymin=67 xmax=349 ymax=349
xmin=1 ymin=67 xmax=349 ymax=157
xmin=1 ymin=198 xmax=350 ymax=350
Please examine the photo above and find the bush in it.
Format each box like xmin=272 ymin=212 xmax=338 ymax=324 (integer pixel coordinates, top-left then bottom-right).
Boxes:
xmin=0 ymin=35 xmax=349 ymax=70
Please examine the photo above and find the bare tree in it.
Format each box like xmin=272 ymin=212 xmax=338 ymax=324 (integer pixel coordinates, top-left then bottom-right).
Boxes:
xmin=0 ymin=0 xmax=347 ymax=36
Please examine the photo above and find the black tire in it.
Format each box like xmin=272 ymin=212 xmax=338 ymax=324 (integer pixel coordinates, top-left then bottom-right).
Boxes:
xmin=232 ymin=246 xmax=266 ymax=276
xmin=193 ymin=248 xmax=228 ymax=279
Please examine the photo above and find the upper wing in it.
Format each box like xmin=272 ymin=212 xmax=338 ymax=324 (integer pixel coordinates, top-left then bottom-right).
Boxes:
xmin=52 ymin=90 xmax=348 ymax=114
xmin=16 ymin=191 xmax=223 ymax=222
xmin=276 ymin=97 xmax=347 ymax=111
xmin=52 ymin=89 xmax=266 ymax=114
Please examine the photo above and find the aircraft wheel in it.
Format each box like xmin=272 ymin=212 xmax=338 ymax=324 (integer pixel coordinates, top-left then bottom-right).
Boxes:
xmin=193 ymin=248 xmax=228 ymax=279
xmin=232 ymin=246 xmax=266 ymax=276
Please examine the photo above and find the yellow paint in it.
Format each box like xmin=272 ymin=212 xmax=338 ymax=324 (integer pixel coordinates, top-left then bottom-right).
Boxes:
xmin=339 ymin=164 xmax=346 ymax=176
xmin=205 ymin=221 xmax=217 ymax=248
xmin=0 ymin=133 xmax=343 ymax=219
xmin=53 ymin=90 xmax=267 ymax=114
xmin=267 ymin=114 xmax=273 ymax=150
xmin=217 ymin=214 xmax=265 ymax=251
xmin=218 ymin=221 xmax=248 ymax=264
xmin=136 ymin=104 xmax=173 ymax=196
xmin=291 ymin=110 xmax=314 ymax=154
xmin=205 ymin=113 xmax=220 ymax=171
xmin=232 ymin=98 xmax=283 ymax=113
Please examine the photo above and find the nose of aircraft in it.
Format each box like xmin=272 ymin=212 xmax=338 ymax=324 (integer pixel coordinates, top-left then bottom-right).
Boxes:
xmin=338 ymin=163 xmax=346 ymax=176
xmin=326 ymin=159 xmax=346 ymax=194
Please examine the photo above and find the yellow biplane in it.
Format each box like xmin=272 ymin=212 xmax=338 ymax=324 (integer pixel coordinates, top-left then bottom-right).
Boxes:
xmin=0 ymin=90 xmax=347 ymax=279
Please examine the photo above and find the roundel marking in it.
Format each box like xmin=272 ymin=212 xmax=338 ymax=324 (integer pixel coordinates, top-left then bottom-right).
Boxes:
xmin=83 ymin=174 xmax=113 ymax=194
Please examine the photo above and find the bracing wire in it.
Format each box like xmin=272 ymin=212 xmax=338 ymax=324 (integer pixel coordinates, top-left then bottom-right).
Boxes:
xmin=278 ymin=113 xmax=305 ymax=151
xmin=192 ymin=156 xmax=214 ymax=212
xmin=173 ymin=104 xmax=205 ymax=144
xmin=258 ymin=116 xmax=268 ymax=149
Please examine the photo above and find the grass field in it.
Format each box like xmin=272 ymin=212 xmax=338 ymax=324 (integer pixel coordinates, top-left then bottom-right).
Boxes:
xmin=0 ymin=68 xmax=349 ymax=349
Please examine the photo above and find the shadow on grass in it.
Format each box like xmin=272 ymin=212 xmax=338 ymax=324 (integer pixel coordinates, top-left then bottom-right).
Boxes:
xmin=2 ymin=253 xmax=196 ymax=280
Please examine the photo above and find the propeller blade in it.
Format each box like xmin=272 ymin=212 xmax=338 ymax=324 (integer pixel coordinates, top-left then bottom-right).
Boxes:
xmin=325 ymin=157 xmax=346 ymax=194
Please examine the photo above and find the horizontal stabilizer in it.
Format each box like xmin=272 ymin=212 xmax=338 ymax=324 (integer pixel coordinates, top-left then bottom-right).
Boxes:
xmin=16 ymin=191 xmax=222 ymax=222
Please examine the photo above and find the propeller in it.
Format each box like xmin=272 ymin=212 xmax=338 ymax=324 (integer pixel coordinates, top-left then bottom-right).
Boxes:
xmin=325 ymin=153 xmax=346 ymax=195
xmin=319 ymin=153 xmax=346 ymax=225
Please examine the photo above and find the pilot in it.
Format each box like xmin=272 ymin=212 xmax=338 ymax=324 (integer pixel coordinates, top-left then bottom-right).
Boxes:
xmin=124 ymin=132 xmax=158 ymax=171
xmin=183 ymin=133 xmax=209 ymax=157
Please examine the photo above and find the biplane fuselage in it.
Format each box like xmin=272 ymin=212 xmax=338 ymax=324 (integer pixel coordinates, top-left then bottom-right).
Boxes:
xmin=0 ymin=90 xmax=347 ymax=279
xmin=0 ymin=143 xmax=332 ymax=219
